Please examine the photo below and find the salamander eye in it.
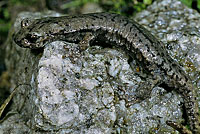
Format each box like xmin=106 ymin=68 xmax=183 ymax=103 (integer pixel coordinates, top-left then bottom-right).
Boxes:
xmin=21 ymin=19 xmax=31 ymax=28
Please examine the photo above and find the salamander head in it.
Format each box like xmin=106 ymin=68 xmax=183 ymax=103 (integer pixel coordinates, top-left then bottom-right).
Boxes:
xmin=13 ymin=18 xmax=48 ymax=49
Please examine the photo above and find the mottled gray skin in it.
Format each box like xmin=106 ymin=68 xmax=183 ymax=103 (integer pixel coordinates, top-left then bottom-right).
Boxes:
xmin=13 ymin=12 xmax=200 ymax=133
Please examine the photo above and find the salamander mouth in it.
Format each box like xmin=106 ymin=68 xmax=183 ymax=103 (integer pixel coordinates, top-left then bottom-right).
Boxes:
xmin=26 ymin=34 xmax=39 ymax=44
xmin=13 ymin=32 xmax=40 ymax=48
xmin=20 ymin=38 xmax=43 ymax=49
xmin=18 ymin=33 xmax=46 ymax=49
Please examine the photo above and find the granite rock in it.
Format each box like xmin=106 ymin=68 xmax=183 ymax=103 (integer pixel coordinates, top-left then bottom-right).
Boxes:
xmin=1 ymin=0 xmax=200 ymax=133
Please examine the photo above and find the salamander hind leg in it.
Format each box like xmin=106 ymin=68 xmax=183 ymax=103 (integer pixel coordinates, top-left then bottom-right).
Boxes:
xmin=166 ymin=120 xmax=193 ymax=134
xmin=166 ymin=84 xmax=200 ymax=134
xmin=121 ymin=78 xmax=158 ymax=107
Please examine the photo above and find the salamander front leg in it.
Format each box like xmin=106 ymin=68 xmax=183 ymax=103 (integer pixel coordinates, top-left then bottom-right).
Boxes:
xmin=79 ymin=32 xmax=96 ymax=51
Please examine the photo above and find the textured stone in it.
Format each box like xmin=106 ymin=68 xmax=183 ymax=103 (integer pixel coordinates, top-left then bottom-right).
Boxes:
xmin=1 ymin=0 xmax=200 ymax=133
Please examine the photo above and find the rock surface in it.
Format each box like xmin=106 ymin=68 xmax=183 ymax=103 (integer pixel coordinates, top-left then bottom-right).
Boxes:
xmin=1 ymin=0 xmax=200 ymax=133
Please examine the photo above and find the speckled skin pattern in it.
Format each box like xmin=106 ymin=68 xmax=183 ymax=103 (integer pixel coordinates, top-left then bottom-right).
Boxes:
xmin=13 ymin=12 xmax=200 ymax=133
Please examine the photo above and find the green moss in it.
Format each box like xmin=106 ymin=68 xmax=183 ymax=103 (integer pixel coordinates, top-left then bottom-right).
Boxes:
xmin=180 ymin=0 xmax=193 ymax=7
xmin=198 ymin=0 xmax=200 ymax=9
xmin=60 ymin=0 xmax=99 ymax=10
xmin=180 ymin=0 xmax=200 ymax=10
xmin=58 ymin=0 xmax=153 ymax=16
xmin=0 ymin=8 xmax=10 ymax=36
xmin=10 ymin=0 xmax=37 ymax=5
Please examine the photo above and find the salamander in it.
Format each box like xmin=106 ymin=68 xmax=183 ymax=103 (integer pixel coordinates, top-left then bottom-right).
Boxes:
xmin=13 ymin=12 xmax=200 ymax=134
